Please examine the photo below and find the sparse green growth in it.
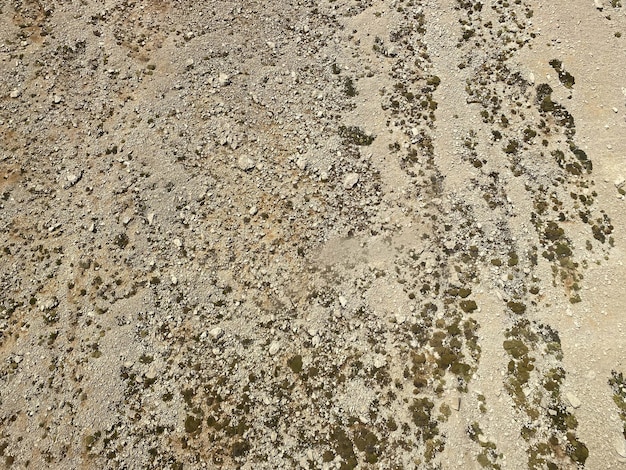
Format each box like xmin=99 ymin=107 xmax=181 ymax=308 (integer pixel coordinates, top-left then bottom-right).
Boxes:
xmin=344 ymin=77 xmax=358 ymax=97
xmin=338 ymin=125 xmax=375 ymax=146
xmin=287 ymin=354 xmax=303 ymax=373
xmin=460 ymin=300 xmax=478 ymax=313
xmin=608 ymin=370 xmax=626 ymax=439
xmin=184 ymin=415 xmax=202 ymax=434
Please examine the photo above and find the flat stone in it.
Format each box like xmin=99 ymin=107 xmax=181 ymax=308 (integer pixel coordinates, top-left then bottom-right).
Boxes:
xmin=218 ymin=73 xmax=231 ymax=86
xmin=238 ymin=155 xmax=256 ymax=171
xmin=343 ymin=173 xmax=360 ymax=190
xmin=566 ymin=392 xmax=581 ymax=409
xmin=209 ymin=327 xmax=224 ymax=340
xmin=448 ymin=393 xmax=461 ymax=411
xmin=268 ymin=341 xmax=281 ymax=355
xmin=373 ymin=355 xmax=386 ymax=369
xmin=296 ymin=156 xmax=308 ymax=170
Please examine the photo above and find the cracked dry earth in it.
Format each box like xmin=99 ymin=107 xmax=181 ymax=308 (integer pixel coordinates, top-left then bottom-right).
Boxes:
xmin=1 ymin=0 xmax=626 ymax=469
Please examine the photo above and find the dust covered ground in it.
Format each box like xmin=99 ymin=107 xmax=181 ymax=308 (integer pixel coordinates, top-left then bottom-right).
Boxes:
xmin=1 ymin=0 xmax=626 ymax=468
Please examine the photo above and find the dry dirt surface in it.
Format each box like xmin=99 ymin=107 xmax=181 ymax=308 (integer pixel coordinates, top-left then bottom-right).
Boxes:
xmin=1 ymin=0 xmax=626 ymax=469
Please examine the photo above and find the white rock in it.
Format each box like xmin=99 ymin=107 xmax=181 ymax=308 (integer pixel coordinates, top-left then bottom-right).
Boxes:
xmin=173 ymin=238 xmax=183 ymax=248
xmin=343 ymin=173 xmax=360 ymax=190
xmin=218 ymin=73 xmax=230 ymax=86
xmin=170 ymin=275 xmax=178 ymax=285
xmin=615 ymin=439 xmax=626 ymax=459
xmin=448 ymin=393 xmax=461 ymax=411
xmin=373 ymin=355 xmax=386 ymax=369
xmin=296 ymin=156 xmax=308 ymax=170
xmin=9 ymin=89 xmax=21 ymax=98
xmin=209 ymin=327 xmax=224 ymax=340
xmin=566 ymin=392 xmax=581 ymax=409
xmin=249 ymin=206 xmax=258 ymax=216
xmin=594 ymin=0 xmax=603 ymax=10
xmin=268 ymin=341 xmax=281 ymax=355
xmin=238 ymin=155 xmax=256 ymax=171
xmin=339 ymin=295 xmax=348 ymax=308
xmin=53 ymin=94 xmax=63 ymax=104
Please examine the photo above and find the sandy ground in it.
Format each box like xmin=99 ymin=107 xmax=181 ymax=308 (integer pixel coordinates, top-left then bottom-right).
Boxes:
xmin=1 ymin=0 xmax=625 ymax=468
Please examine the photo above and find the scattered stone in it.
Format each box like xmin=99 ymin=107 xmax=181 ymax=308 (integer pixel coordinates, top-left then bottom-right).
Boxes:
xmin=566 ymin=392 xmax=581 ymax=409
xmin=39 ymin=298 xmax=59 ymax=312
xmin=343 ymin=173 xmax=360 ymax=189
xmin=209 ymin=327 xmax=224 ymax=340
xmin=296 ymin=156 xmax=308 ymax=170
xmin=373 ymin=355 xmax=386 ymax=369
xmin=218 ymin=73 xmax=231 ymax=86
xmin=145 ymin=368 xmax=157 ymax=381
xmin=448 ymin=393 xmax=461 ymax=411
xmin=268 ymin=341 xmax=281 ymax=355
xmin=64 ymin=171 xmax=82 ymax=188
xmin=614 ymin=176 xmax=625 ymax=188
xmin=238 ymin=155 xmax=256 ymax=171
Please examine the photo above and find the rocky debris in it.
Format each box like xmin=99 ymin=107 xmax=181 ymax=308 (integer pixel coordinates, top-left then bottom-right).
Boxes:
xmin=237 ymin=155 xmax=256 ymax=171
xmin=343 ymin=172 xmax=360 ymax=189
xmin=218 ymin=73 xmax=231 ymax=86
xmin=209 ymin=327 xmax=224 ymax=340
xmin=566 ymin=392 xmax=582 ymax=409
xmin=268 ymin=341 xmax=281 ymax=356
xmin=0 ymin=0 xmax=624 ymax=469
xmin=64 ymin=170 xmax=83 ymax=189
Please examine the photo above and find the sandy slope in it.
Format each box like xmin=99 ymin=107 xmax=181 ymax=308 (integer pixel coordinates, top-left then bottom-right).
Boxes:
xmin=1 ymin=0 xmax=625 ymax=468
